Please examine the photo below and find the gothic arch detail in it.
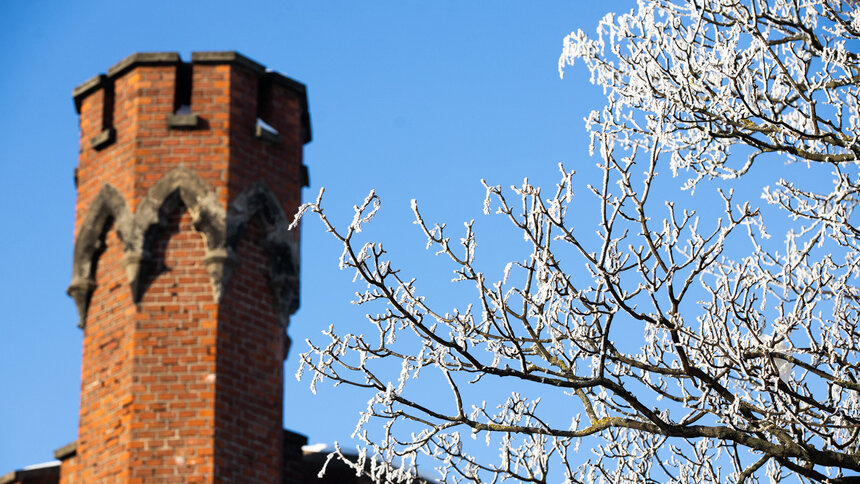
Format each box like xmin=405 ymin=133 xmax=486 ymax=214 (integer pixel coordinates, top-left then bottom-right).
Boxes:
xmin=131 ymin=167 xmax=227 ymax=301
xmin=68 ymin=168 xmax=299 ymax=330
xmin=225 ymin=181 xmax=300 ymax=328
xmin=133 ymin=166 xmax=226 ymax=251
xmin=68 ymin=183 xmax=133 ymax=327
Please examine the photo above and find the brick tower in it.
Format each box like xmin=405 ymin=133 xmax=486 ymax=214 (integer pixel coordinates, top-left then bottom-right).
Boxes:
xmin=60 ymin=51 xmax=310 ymax=483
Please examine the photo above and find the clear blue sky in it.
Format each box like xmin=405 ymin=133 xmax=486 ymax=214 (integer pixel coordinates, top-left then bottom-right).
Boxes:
xmin=0 ymin=0 xmax=634 ymax=474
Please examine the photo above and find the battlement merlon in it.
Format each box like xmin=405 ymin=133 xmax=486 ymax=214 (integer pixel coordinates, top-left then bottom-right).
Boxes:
xmin=72 ymin=51 xmax=311 ymax=144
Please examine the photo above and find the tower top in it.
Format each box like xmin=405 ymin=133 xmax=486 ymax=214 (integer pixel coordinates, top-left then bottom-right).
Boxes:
xmin=68 ymin=49 xmax=311 ymax=330
xmin=61 ymin=50 xmax=311 ymax=482
xmin=72 ymin=51 xmax=311 ymax=143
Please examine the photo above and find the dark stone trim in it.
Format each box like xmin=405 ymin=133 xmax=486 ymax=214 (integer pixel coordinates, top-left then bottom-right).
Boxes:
xmin=106 ymin=52 xmax=180 ymax=78
xmin=53 ymin=442 xmax=77 ymax=461
xmin=121 ymin=252 xmax=144 ymax=303
xmin=301 ymin=104 xmax=312 ymax=144
xmin=191 ymin=51 xmax=266 ymax=75
xmin=226 ymin=182 xmax=301 ymax=328
xmin=68 ymin=169 xmax=230 ymax=326
xmin=72 ymin=53 xmax=179 ymax=114
xmin=302 ymin=103 xmax=313 ymax=144
xmin=255 ymin=124 xmax=280 ymax=144
xmin=67 ymin=278 xmax=96 ymax=329
xmin=72 ymin=74 xmax=105 ymax=100
xmin=0 ymin=464 xmax=60 ymax=484
xmin=72 ymin=74 xmax=106 ymax=113
xmin=133 ymin=171 xmax=301 ymax=323
xmin=301 ymin=165 xmax=310 ymax=187
xmin=133 ymin=166 xmax=227 ymax=300
xmin=68 ymin=168 xmax=233 ymax=326
xmin=67 ymin=169 xmax=304 ymax=330
xmin=68 ymin=183 xmax=133 ymax=327
xmin=90 ymin=128 xmax=115 ymax=151
xmin=262 ymin=71 xmax=306 ymax=97
xmin=134 ymin=166 xmax=226 ymax=252
xmin=202 ymin=248 xmax=234 ymax=301
xmin=167 ymin=113 xmax=199 ymax=129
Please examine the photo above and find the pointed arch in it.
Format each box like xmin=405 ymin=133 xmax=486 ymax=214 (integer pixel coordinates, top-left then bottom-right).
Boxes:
xmin=130 ymin=166 xmax=227 ymax=301
xmin=225 ymin=181 xmax=300 ymax=326
xmin=68 ymin=183 xmax=133 ymax=327
xmin=133 ymin=166 xmax=226 ymax=251
xmin=66 ymin=168 xmax=300 ymax=328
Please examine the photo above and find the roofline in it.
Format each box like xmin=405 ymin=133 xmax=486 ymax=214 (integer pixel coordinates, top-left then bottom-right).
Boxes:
xmin=0 ymin=462 xmax=60 ymax=484
xmin=71 ymin=51 xmax=311 ymax=144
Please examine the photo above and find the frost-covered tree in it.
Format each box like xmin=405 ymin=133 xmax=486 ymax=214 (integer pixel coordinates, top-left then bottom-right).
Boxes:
xmin=293 ymin=1 xmax=860 ymax=482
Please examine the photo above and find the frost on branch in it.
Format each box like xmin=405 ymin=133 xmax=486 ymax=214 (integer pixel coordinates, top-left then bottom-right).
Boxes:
xmin=297 ymin=1 xmax=860 ymax=482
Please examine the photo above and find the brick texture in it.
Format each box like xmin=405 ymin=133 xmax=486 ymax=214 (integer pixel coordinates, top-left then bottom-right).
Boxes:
xmin=68 ymin=52 xmax=309 ymax=483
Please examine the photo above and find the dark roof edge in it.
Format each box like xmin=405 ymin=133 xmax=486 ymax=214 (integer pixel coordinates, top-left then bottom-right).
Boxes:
xmin=262 ymin=71 xmax=306 ymax=96
xmin=72 ymin=52 xmax=181 ymax=113
xmin=72 ymin=74 xmax=106 ymax=114
xmin=53 ymin=441 xmax=77 ymax=460
xmin=107 ymin=52 xmax=181 ymax=78
xmin=72 ymin=74 xmax=105 ymax=102
xmin=72 ymin=50 xmax=270 ymax=102
xmin=284 ymin=428 xmax=309 ymax=446
xmin=191 ymin=51 xmax=265 ymax=75
xmin=0 ymin=463 xmax=61 ymax=484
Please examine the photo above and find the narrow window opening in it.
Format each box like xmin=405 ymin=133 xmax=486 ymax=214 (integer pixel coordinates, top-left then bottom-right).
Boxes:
xmin=255 ymin=75 xmax=280 ymax=143
xmin=173 ymin=62 xmax=193 ymax=114
xmin=91 ymin=79 xmax=116 ymax=150
xmin=168 ymin=62 xmax=199 ymax=129
xmin=102 ymin=80 xmax=114 ymax=131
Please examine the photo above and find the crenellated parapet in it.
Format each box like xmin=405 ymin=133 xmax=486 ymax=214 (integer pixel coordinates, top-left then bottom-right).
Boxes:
xmin=72 ymin=51 xmax=311 ymax=150
xmin=68 ymin=51 xmax=310 ymax=330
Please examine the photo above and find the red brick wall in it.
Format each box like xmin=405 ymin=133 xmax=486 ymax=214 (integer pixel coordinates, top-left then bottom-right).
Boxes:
xmin=76 ymin=227 xmax=133 ymax=482
xmin=58 ymin=455 xmax=76 ymax=484
xmin=70 ymin=52 xmax=308 ymax=483
xmin=215 ymin=217 xmax=284 ymax=483
xmin=130 ymin=206 xmax=216 ymax=482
